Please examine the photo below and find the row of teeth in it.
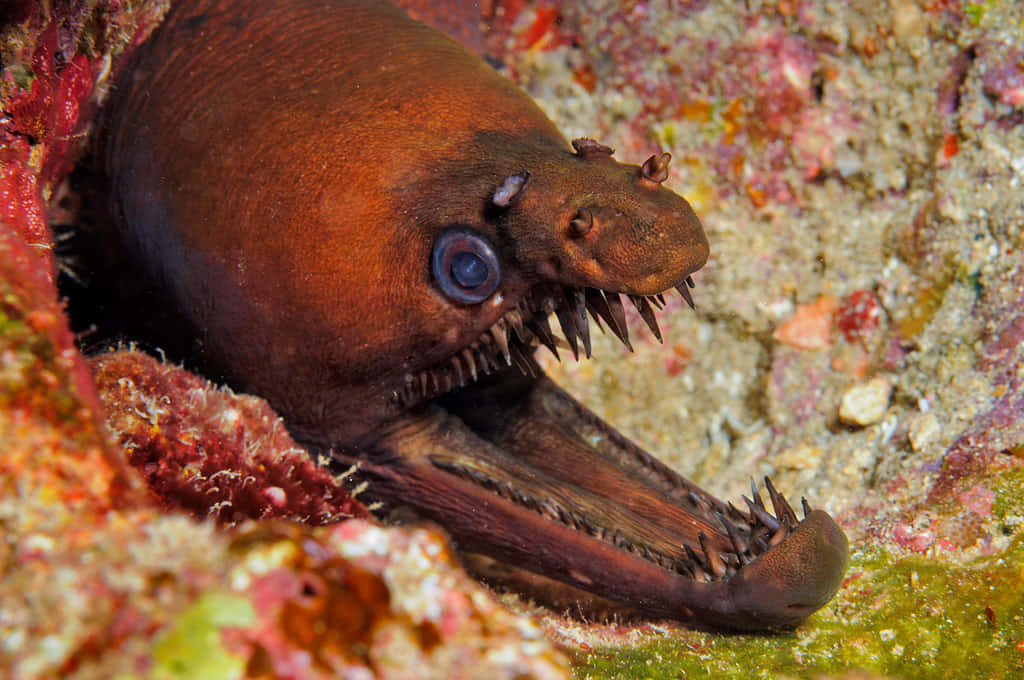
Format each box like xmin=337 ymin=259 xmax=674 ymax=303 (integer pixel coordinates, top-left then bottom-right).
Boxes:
xmin=436 ymin=456 xmax=810 ymax=583
xmin=394 ymin=277 xmax=696 ymax=406
xmin=596 ymin=478 xmax=810 ymax=582
xmin=676 ymin=477 xmax=809 ymax=581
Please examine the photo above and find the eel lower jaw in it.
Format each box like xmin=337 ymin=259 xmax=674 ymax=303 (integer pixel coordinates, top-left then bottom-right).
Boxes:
xmin=462 ymin=507 xmax=846 ymax=629
xmin=348 ymin=360 xmax=849 ymax=629
xmin=345 ymin=400 xmax=848 ymax=629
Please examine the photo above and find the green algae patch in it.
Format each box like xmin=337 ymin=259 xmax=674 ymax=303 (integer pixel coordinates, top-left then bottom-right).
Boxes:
xmin=987 ymin=466 xmax=1024 ymax=521
xmin=576 ymin=545 xmax=1024 ymax=679
xmin=575 ymin=470 xmax=1024 ymax=679
xmin=152 ymin=592 xmax=255 ymax=680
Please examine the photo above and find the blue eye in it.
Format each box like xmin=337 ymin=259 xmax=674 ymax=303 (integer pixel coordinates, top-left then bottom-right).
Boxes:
xmin=451 ymin=251 xmax=488 ymax=288
xmin=432 ymin=228 xmax=501 ymax=304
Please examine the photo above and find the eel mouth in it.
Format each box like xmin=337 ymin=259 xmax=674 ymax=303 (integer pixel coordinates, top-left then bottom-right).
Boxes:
xmin=365 ymin=276 xmax=848 ymax=628
xmin=394 ymin=276 xmax=696 ymax=407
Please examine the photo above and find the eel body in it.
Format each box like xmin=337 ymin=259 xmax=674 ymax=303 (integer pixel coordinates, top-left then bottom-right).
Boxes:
xmin=98 ymin=0 xmax=847 ymax=629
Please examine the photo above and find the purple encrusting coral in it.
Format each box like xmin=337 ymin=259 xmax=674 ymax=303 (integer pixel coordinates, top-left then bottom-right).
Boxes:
xmin=927 ymin=265 xmax=1024 ymax=502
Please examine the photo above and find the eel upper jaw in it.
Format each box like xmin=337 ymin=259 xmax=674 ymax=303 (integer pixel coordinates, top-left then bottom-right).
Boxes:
xmin=391 ymin=276 xmax=696 ymax=408
xmin=359 ymin=278 xmax=848 ymax=629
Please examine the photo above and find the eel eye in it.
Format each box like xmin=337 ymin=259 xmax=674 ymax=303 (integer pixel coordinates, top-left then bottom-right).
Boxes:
xmin=432 ymin=227 xmax=501 ymax=304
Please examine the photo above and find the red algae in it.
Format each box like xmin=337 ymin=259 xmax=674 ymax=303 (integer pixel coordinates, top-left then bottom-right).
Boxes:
xmin=91 ymin=350 xmax=367 ymax=525
xmin=0 ymin=135 xmax=51 ymax=253
xmin=836 ymin=289 xmax=882 ymax=345
xmin=0 ymin=159 xmax=141 ymax=511
xmin=2 ymin=21 xmax=100 ymax=187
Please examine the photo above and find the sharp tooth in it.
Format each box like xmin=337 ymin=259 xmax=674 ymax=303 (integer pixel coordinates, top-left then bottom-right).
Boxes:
xmin=764 ymin=476 xmax=798 ymax=526
xmin=523 ymin=353 xmax=540 ymax=377
xmin=675 ymin=559 xmax=695 ymax=579
xmin=490 ymin=322 xmax=512 ymax=365
xmin=450 ymin=354 xmax=466 ymax=386
xmin=688 ymin=491 xmax=710 ymax=513
xmin=554 ymin=290 xmax=581 ymax=361
xmin=742 ymin=495 xmax=781 ymax=531
xmin=726 ymin=501 xmax=749 ymax=525
xmin=699 ymin=533 xmax=727 ymax=578
xmin=649 ymin=294 xmax=666 ymax=310
xmin=477 ymin=329 xmax=500 ymax=371
xmin=684 ymin=544 xmax=706 ymax=574
xmin=603 ymin=292 xmax=633 ymax=350
xmin=504 ymin=308 xmax=528 ymax=342
xmin=569 ymin=287 xmax=591 ymax=358
xmin=750 ymin=478 xmax=765 ymax=509
xmin=584 ymin=289 xmax=606 ymax=332
xmin=675 ymin=280 xmax=696 ymax=310
xmin=509 ymin=343 xmax=538 ymax=377
xmin=717 ymin=512 xmax=748 ymax=556
xmin=585 ymin=288 xmax=633 ymax=350
xmin=476 ymin=346 xmax=493 ymax=375
xmin=628 ymin=295 xmax=663 ymax=343
xmin=461 ymin=348 xmax=478 ymax=382
xmin=419 ymin=371 xmax=429 ymax=396
xmin=508 ymin=348 xmax=526 ymax=375
xmin=529 ymin=313 xmax=560 ymax=360
xmin=802 ymin=497 xmax=813 ymax=519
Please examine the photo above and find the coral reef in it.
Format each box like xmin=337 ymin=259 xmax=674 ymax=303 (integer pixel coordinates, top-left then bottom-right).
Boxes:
xmin=2 ymin=0 xmax=1024 ymax=678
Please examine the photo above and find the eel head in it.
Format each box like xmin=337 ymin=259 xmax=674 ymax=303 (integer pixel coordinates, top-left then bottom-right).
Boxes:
xmin=338 ymin=139 xmax=847 ymax=630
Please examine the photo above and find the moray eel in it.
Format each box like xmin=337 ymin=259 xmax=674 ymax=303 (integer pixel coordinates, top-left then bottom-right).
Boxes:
xmin=97 ymin=0 xmax=847 ymax=629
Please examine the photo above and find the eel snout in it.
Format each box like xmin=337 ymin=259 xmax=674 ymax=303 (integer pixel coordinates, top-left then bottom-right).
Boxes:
xmin=508 ymin=139 xmax=710 ymax=297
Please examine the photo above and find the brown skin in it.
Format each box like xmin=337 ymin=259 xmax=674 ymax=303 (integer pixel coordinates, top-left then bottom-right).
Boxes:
xmin=98 ymin=0 xmax=847 ymax=629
